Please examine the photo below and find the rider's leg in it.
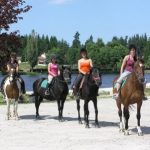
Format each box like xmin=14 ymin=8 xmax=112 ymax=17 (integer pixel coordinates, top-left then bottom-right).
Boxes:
xmin=0 ymin=75 xmax=9 ymax=98
xmin=45 ymin=75 xmax=53 ymax=95
xmin=113 ymin=71 xmax=131 ymax=99
xmin=17 ymin=75 xmax=26 ymax=94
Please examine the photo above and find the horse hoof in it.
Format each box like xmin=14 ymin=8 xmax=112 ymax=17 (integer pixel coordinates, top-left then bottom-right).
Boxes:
xmin=95 ymin=123 xmax=100 ymax=128
xmin=36 ymin=115 xmax=40 ymax=119
xmin=78 ymin=120 xmax=83 ymax=124
xmin=59 ymin=118 xmax=64 ymax=122
xmin=124 ymin=130 xmax=129 ymax=135
xmin=119 ymin=129 xmax=125 ymax=133
xmin=138 ymin=132 xmax=143 ymax=136
xmin=85 ymin=124 xmax=90 ymax=128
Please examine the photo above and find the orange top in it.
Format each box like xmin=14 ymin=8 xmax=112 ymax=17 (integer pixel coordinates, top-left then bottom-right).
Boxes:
xmin=79 ymin=59 xmax=91 ymax=73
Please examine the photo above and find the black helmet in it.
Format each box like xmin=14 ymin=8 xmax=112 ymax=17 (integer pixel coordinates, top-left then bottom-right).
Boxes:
xmin=10 ymin=52 xmax=17 ymax=58
xmin=129 ymin=44 xmax=137 ymax=51
xmin=51 ymin=54 xmax=57 ymax=60
xmin=80 ymin=47 xmax=87 ymax=54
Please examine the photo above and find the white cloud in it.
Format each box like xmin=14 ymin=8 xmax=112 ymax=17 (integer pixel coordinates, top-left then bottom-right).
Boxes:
xmin=49 ymin=0 xmax=73 ymax=5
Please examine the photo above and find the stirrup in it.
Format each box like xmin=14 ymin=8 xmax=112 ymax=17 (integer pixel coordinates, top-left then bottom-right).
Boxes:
xmin=45 ymin=89 xmax=50 ymax=95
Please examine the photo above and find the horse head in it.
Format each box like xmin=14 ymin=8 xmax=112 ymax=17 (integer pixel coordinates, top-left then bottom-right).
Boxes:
xmin=87 ymin=68 xmax=102 ymax=87
xmin=62 ymin=65 xmax=71 ymax=83
xmin=134 ymin=58 xmax=145 ymax=83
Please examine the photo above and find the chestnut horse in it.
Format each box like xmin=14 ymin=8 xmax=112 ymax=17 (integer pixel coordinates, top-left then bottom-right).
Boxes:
xmin=113 ymin=59 xmax=145 ymax=136
xmin=3 ymin=68 xmax=21 ymax=120
xmin=73 ymin=68 xmax=102 ymax=128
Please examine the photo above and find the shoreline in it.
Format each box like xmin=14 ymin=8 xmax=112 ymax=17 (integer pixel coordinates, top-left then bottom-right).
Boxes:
xmin=26 ymin=83 xmax=150 ymax=96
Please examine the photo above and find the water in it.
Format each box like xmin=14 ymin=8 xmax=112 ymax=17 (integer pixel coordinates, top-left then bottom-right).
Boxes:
xmin=0 ymin=73 xmax=150 ymax=91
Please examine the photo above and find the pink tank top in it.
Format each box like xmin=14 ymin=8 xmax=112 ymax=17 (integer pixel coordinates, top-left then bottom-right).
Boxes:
xmin=125 ymin=55 xmax=134 ymax=72
xmin=49 ymin=63 xmax=58 ymax=76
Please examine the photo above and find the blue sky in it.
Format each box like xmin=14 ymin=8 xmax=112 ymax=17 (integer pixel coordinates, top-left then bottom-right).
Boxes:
xmin=10 ymin=0 xmax=150 ymax=45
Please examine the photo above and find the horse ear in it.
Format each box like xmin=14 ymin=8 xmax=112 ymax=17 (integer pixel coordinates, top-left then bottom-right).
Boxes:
xmin=62 ymin=65 xmax=65 ymax=70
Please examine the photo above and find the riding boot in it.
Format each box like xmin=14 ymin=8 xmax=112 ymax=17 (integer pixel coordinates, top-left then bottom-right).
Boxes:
xmin=21 ymin=81 xmax=26 ymax=94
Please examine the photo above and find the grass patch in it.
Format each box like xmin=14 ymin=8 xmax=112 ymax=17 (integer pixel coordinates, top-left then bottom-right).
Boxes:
xmin=19 ymin=62 xmax=31 ymax=72
xmin=145 ymin=88 xmax=150 ymax=95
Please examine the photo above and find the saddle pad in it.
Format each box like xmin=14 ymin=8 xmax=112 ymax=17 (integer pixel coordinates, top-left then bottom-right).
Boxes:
xmin=41 ymin=79 xmax=49 ymax=88
xmin=114 ymin=77 xmax=127 ymax=89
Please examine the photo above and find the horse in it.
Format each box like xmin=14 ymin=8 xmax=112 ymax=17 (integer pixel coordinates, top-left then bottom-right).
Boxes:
xmin=113 ymin=59 xmax=145 ymax=136
xmin=3 ymin=68 xmax=21 ymax=120
xmin=32 ymin=67 xmax=70 ymax=121
xmin=73 ymin=68 xmax=102 ymax=128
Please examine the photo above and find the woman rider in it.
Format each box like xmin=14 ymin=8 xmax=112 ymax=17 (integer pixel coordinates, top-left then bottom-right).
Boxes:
xmin=0 ymin=52 xmax=26 ymax=98
xmin=72 ymin=47 xmax=93 ymax=94
xmin=45 ymin=55 xmax=60 ymax=95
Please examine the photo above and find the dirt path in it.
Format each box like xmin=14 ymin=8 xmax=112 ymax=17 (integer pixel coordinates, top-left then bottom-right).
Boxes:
xmin=0 ymin=97 xmax=150 ymax=150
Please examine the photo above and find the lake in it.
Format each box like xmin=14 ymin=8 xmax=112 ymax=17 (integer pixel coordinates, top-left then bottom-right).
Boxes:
xmin=0 ymin=73 xmax=150 ymax=91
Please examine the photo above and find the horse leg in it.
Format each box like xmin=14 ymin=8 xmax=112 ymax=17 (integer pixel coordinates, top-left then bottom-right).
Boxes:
xmin=6 ymin=99 xmax=10 ymax=120
xmin=123 ymin=106 xmax=130 ymax=135
xmin=93 ymin=98 xmax=99 ymax=127
xmin=13 ymin=100 xmax=18 ymax=120
xmin=137 ymin=102 xmax=143 ymax=136
xmin=35 ymin=95 xmax=42 ymax=119
xmin=59 ymin=99 xmax=65 ymax=122
xmin=116 ymin=99 xmax=124 ymax=132
xmin=76 ymin=98 xmax=82 ymax=124
xmin=84 ymin=100 xmax=90 ymax=128
xmin=57 ymin=100 xmax=61 ymax=121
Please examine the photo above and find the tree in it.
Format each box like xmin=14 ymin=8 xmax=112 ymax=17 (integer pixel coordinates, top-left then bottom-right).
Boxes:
xmin=26 ymin=30 xmax=38 ymax=71
xmin=0 ymin=0 xmax=31 ymax=31
xmin=0 ymin=0 xmax=31 ymax=71
xmin=72 ymin=32 xmax=81 ymax=49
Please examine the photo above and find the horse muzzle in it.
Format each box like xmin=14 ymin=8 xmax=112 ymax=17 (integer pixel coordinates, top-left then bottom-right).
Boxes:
xmin=138 ymin=76 xmax=145 ymax=83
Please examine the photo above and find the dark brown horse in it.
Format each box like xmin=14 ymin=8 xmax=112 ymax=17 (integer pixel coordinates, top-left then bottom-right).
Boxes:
xmin=32 ymin=68 xmax=69 ymax=121
xmin=73 ymin=68 xmax=102 ymax=128
xmin=113 ymin=59 xmax=145 ymax=136
xmin=3 ymin=68 xmax=21 ymax=120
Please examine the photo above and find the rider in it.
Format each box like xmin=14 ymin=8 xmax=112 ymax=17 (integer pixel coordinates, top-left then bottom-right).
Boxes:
xmin=0 ymin=52 xmax=26 ymax=98
xmin=113 ymin=44 xmax=137 ymax=99
xmin=72 ymin=47 xmax=93 ymax=94
xmin=45 ymin=55 xmax=60 ymax=95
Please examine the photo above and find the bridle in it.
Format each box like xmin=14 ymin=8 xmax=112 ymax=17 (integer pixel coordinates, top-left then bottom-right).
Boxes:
xmin=134 ymin=61 xmax=145 ymax=84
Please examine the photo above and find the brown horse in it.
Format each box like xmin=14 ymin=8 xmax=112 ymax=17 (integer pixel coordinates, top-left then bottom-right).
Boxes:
xmin=113 ymin=59 xmax=145 ymax=136
xmin=3 ymin=68 xmax=21 ymax=120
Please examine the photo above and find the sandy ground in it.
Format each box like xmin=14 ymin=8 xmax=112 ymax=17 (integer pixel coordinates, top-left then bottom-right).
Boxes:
xmin=0 ymin=97 xmax=150 ymax=150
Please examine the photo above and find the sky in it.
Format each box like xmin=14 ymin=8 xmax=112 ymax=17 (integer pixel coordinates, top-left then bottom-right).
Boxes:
xmin=10 ymin=0 xmax=150 ymax=45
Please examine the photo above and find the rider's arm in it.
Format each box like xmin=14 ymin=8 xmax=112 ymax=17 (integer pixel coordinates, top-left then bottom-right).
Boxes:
xmin=120 ymin=55 xmax=128 ymax=75
xmin=89 ymin=59 xmax=93 ymax=68
xmin=16 ymin=64 xmax=19 ymax=73
xmin=6 ymin=64 xmax=10 ymax=72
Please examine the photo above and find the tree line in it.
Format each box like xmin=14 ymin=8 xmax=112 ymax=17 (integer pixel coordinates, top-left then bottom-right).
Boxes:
xmin=17 ymin=30 xmax=150 ymax=72
xmin=1 ymin=0 xmax=150 ymax=72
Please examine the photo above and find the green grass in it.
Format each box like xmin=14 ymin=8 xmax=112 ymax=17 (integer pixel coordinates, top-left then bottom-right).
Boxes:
xmin=19 ymin=62 xmax=31 ymax=72
xmin=145 ymin=88 xmax=150 ymax=95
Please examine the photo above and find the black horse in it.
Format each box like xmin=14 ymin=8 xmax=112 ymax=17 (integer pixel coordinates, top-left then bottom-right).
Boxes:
xmin=73 ymin=68 xmax=102 ymax=128
xmin=33 ymin=68 xmax=70 ymax=121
